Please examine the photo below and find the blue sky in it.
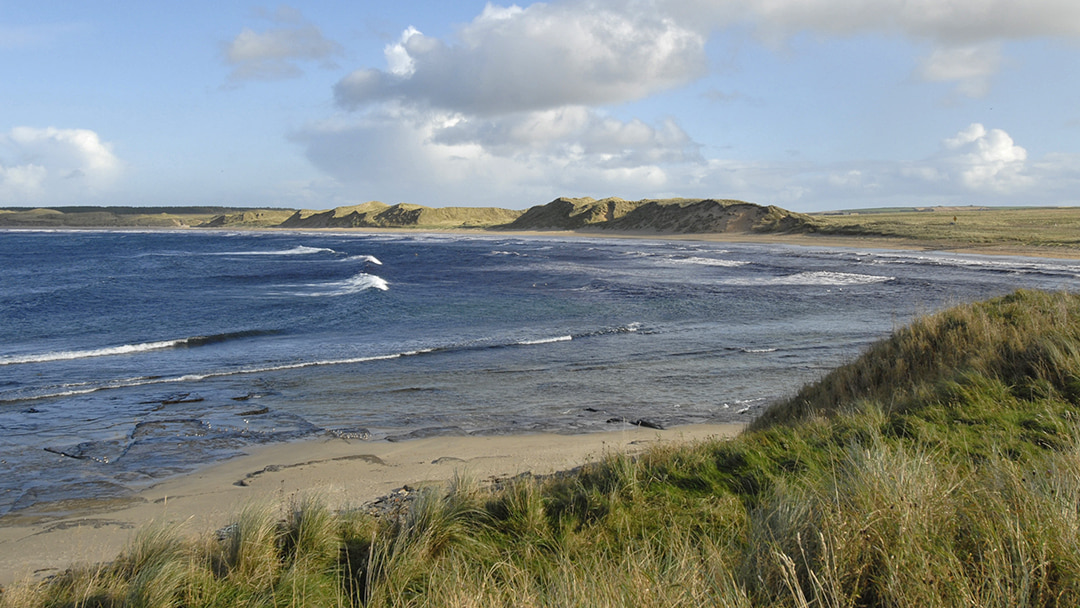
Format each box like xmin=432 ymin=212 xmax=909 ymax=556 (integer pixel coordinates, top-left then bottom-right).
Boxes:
xmin=2 ymin=1 xmax=1078 ymax=211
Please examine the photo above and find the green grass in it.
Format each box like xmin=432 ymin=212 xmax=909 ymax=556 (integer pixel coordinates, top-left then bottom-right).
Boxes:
xmin=808 ymin=207 xmax=1080 ymax=250
xmin=7 ymin=289 xmax=1080 ymax=606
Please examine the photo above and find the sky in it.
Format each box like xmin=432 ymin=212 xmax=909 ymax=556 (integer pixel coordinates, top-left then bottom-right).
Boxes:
xmin=1 ymin=1 xmax=1079 ymax=212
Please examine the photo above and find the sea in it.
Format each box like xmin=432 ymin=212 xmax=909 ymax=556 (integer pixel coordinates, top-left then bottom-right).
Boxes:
xmin=2 ymin=229 xmax=1080 ymax=517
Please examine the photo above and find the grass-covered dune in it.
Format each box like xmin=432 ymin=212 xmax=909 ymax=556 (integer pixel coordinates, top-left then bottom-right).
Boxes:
xmin=7 ymin=290 xmax=1080 ymax=606
xmin=500 ymin=196 xmax=815 ymax=233
xmin=0 ymin=207 xmax=288 ymax=228
xmin=277 ymin=202 xmax=523 ymax=230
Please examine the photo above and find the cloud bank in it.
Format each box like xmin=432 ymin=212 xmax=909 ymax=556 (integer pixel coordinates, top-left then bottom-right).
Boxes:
xmin=292 ymin=0 xmax=1080 ymax=208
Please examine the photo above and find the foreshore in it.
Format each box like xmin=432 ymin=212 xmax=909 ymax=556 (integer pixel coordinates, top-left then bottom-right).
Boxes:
xmin=241 ymin=227 xmax=1080 ymax=260
xmin=6 ymin=222 xmax=1080 ymax=260
xmin=481 ymin=228 xmax=1080 ymax=260
xmin=0 ymin=423 xmax=742 ymax=586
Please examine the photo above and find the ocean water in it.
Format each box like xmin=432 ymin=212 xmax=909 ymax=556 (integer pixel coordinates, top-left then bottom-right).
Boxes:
xmin=2 ymin=229 xmax=1079 ymax=516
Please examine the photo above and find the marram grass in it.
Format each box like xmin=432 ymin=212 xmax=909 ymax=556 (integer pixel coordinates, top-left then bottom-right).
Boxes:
xmin=6 ymin=289 xmax=1080 ymax=607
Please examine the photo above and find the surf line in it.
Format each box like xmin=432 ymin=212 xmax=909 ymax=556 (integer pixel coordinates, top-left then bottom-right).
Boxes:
xmin=3 ymin=326 xmax=637 ymax=402
xmin=0 ymin=330 xmax=276 ymax=367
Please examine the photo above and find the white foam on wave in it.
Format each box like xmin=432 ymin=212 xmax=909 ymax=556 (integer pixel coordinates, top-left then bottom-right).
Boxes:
xmin=671 ymin=256 xmax=751 ymax=268
xmin=2 ymin=351 xmax=424 ymax=403
xmin=518 ymin=335 xmax=572 ymax=346
xmin=726 ymin=271 xmax=894 ymax=286
xmin=345 ymin=254 xmax=382 ymax=265
xmin=1 ymin=339 xmax=188 ymax=366
xmin=294 ymin=272 xmax=389 ymax=296
xmin=213 ymin=245 xmax=337 ymax=256
xmin=872 ymin=252 xmax=1080 ymax=276
xmin=743 ymin=348 xmax=777 ymax=353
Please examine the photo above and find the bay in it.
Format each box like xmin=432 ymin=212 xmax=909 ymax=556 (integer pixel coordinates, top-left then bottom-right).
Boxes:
xmin=1 ymin=229 xmax=1078 ymax=516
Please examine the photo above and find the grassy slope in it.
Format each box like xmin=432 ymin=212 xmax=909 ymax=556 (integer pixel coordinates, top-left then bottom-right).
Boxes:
xmin=7 ymin=290 xmax=1080 ymax=607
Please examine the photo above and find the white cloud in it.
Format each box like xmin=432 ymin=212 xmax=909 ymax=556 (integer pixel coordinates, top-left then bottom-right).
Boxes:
xmin=941 ymin=123 xmax=1028 ymax=190
xmin=292 ymin=113 xmax=1080 ymax=209
xmin=725 ymin=124 xmax=1036 ymax=208
xmin=295 ymin=0 xmax=1080 ymax=209
xmin=384 ymin=26 xmax=423 ymax=77
xmin=334 ymin=2 xmax=707 ymax=115
xmin=224 ymin=6 xmax=342 ymax=82
xmin=0 ymin=127 xmax=123 ymax=204
xmin=291 ymin=104 xmax=699 ymax=206
xmin=431 ymin=106 xmax=701 ymax=166
xmin=918 ymin=43 xmax=1001 ymax=98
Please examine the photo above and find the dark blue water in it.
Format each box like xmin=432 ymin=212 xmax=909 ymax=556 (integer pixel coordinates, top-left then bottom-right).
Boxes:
xmin=2 ymin=229 xmax=1079 ymax=516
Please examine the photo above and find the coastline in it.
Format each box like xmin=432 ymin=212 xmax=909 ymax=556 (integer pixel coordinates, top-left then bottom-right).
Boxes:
xmin=0 ymin=423 xmax=742 ymax=586
xmin=8 ymin=223 xmax=1078 ymax=260
xmin=3 ymin=226 xmax=1077 ymax=587
xmin=481 ymin=228 xmax=1080 ymax=260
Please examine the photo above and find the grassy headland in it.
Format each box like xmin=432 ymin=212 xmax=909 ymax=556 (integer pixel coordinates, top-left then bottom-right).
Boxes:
xmin=7 ymin=289 xmax=1080 ymax=606
xmin=6 ymin=200 xmax=1080 ymax=257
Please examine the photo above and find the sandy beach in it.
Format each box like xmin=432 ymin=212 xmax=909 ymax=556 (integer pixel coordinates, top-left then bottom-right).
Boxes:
xmin=0 ymin=424 xmax=742 ymax=586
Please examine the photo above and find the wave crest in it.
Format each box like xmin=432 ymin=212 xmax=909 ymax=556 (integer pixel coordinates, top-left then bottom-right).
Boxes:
xmin=726 ymin=271 xmax=894 ymax=286
xmin=297 ymin=273 xmax=389 ymax=296
xmin=213 ymin=245 xmax=337 ymax=256
xmin=0 ymin=330 xmax=274 ymax=366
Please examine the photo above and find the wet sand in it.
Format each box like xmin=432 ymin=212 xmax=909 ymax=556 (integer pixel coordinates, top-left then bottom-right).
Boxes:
xmin=0 ymin=424 xmax=742 ymax=586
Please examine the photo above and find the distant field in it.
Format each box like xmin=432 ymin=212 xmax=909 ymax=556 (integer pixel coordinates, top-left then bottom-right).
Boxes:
xmin=809 ymin=206 xmax=1080 ymax=251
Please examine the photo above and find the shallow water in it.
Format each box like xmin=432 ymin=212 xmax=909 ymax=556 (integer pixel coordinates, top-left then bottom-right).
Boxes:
xmin=2 ymin=229 xmax=1079 ymax=516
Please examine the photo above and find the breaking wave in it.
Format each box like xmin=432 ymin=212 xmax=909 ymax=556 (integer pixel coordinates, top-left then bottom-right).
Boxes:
xmin=344 ymin=254 xmax=382 ymax=265
xmin=212 ymin=245 xmax=337 ymax=256
xmin=518 ymin=335 xmax=572 ymax=345
xmin=670 ymin=256 xmax=751 ymax=268
xmin=0 ymin=330 xmax=275 ymax=366
xmin=725 ymin=271 xmax=894 ymax=286
xmin=1 ymin=323 xmax=644 ymax=403
xmin=292 ymin=273 xmax=389 ymax=296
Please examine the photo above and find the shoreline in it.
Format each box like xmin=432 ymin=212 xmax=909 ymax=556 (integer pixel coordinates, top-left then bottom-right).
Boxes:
xmin=3 ymin=227 xmax=1075 ymax=586
xmin=0 ymin=423 xmax=742 ymax=586
xmin=6 ymin=224 xmax=1080 ymax=260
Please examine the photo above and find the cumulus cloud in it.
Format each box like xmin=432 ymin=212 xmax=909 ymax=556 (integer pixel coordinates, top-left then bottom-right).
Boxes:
xmin=334 ymin=2 xmax=707 ymax=115
xmin=224 ymin=6 xmax=342 ymax=82
xmin=0 ymin=127 xmax=122 ymax=204
xmin=941 ymin=123 xmax=1029 ymax=190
